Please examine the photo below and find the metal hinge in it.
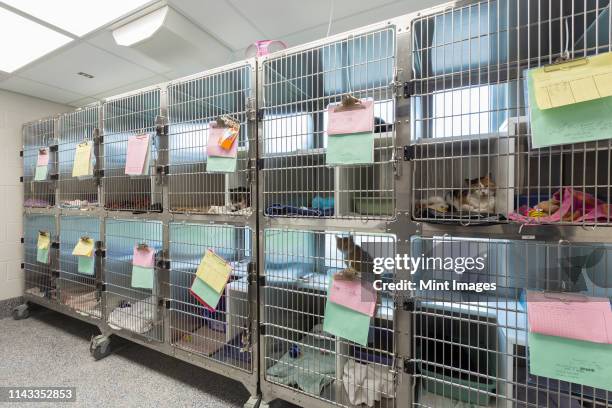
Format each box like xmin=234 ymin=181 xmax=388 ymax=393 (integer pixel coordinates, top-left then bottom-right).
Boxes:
xmin=20 ymin=262 xmax=24 ymax=269
xmin=50 ymin=174 xmax=59 ymax=181
xmin=256 ymin=158 xmax=265 ymax=170
xmin=247 ymin=262 xmax=257 ymax=284
xmin=403 ymin=81 xmax=415 ymax=99
xmin=95 ymin=241 xmax=106 ymax=258
xmin=258 ymin=275 xmax=266 ymax=287
xmin=247 ymin=97 xmax=257 ymax=121
xmin=256 ymin=109 xmax=264 ymax=121
xmin=51 ymin=242 xmax=60 ymax=249
xmin=93 ymin=128 xmax=102 ymax=143
xmin=19 ymin=176 xmax=23 ymax=183
xmin=402 ymin=299 xmax=415 ymax=311
xmin=21 ymin=237 xmax=24 ymax=244
xmin=156 ymin=165 xmax=170 ymax=175
xmin=403 ymin=359 xmax=417 ymax=375
xmin=259 ymin=324 xmax=266 ymax=336
xmin=156 ymin=259 xmax=170 ymax=270
xmin=49 ymin=145 xmax=58 ymax=153
xmin=403 ymin=145 xmax=415 ymax=161
xmin=155 ymin=116 xmax=168 ymax=136
xmin=165 ymin=299 xmax=171 ymax=309
xmin=19 ymin=150 xmax=23 ymax=157
xmin=96 ymin=282 xmax=106 ymax=292
xmin=94 ymin=169 xmax=104 ymax=178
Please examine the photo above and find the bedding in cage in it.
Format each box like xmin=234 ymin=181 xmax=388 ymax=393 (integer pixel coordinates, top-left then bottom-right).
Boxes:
xmin=24 ymin=214 xmax=58 ymax=301
xmin=104 ymin=219 xmax=163 ymax=340
xmin=23 ymin=118 xmax=57 ymax=208
xmin=260 ymin=26 xmax=396 ymax=220
xmin=262 ymin=228 xmax=396 ymax=406
xmin=167 ymin=64 xmax=254 ymax=215
xmin=102 ymin=89 xmax=163 ymax=212
xmin=58 ymin=216 xmax=102 ymax=318
xmin=168 ymin=222 xmax=253 ymax=370
xmin=57 ymin=105 xmax=100 ymax=209
xmin=410 ymin=0 xmax=612 ymax=225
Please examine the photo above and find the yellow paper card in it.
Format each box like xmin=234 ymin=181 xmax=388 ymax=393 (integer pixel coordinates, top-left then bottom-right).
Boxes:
xmin=72 ymin=141 xmax=93 ymax=177
xmin=72 ymin=237 xmax=94 ymax=257
xmin=196 ymin=249 xmax=231 ymax=294
xmin=37 ymin=232 xmax=50 ymax=250
xmin=532 ymin=52 xmax=612 ymax=109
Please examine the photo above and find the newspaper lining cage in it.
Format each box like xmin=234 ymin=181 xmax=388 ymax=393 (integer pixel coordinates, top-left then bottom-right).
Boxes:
xmin=104 ymin=218 xmax=163 ymax=341
xmin=58 ymin=215 xmax=102 ymax=318
xmin=169 ymin=222 xmax=253 ymax=371
xmin=262 ymin=228 xmax=396 ymax=407
xmin=24 ymin=214 xmax=57 ymax=301
xmin=260 ymin=26 xmax=396 ymax=220
xmin=102 ymin=88 xmax=163 ymax=212
xmin=58 ymin=105 xmax=99 ymax=209
xmin=167 ymin=62 xmax=254 ymax=215
xmin=23 ymin=117 xmax=56 ymax=208
xmin=411 ymin=0 xmax=612 ymax=226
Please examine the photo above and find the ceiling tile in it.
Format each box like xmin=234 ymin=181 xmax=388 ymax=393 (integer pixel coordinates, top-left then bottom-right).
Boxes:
xmin=92 ymin=74 xmax=167 ymax=100
xmin=18 ymin=42 xmax=157 ymax=96
xmin=0 ymin=76 xmax=85 ymax=104
xmin=66 ymin=96 xmax=99 ymax=108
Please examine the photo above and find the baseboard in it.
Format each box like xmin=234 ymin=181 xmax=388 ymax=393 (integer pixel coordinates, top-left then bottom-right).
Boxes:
xmin=0 ymin=296 xmax=24 ymax=319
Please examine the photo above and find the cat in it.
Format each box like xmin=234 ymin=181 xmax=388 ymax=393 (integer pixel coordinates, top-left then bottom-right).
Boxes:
xmin=446 ymin=175 xmax=496 ymax=213
xmin=229 ymin=187 xmax=251 ymax=212
xmin=335 ymin=236 xmax=374 ymax=280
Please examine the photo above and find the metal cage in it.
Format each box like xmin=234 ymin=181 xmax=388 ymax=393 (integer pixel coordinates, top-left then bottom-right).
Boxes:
xmin=24 ymin=214 xmax=58 ymax=301
xmin=104 ymin=218 xmax=164 ymax=341
xmin=410 ymin=0 xmax=612 ymax=226
xmin=57 ymin=105 xmax=100 ymax=209
xmin=168 ymin=222 xmax=254 ymax=372
xmin=102 ymin=88 xmax=163 ymax=212
xmin=261 ymin=228 xmax=397 ymax=407
xmin=58 ymin=215 xmax=102 ymax=318
xmin=167 ymin=61 xmax=255 ymax=215
xmin=260 ymin=25 xmax=397 ymax=220
xmin=23 ymin=117 xmax=56 ymax=208
xmin=411 ymin=235 xmax=612 ymax=407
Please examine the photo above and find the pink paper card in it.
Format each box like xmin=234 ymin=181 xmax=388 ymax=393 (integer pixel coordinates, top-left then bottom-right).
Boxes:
xmin=207 ymin=125 xmax=237 ymax=158
xmin=327 ymin=99 xmax=374 ymax=135
xmin=527 ymin=291 xmax=612 ymax=344
xmin=133 ymin=246 xmax=155 ymax=268
xmin=125 ymin=134 xmax=150 ymax=175
xmin=37 ymin=148 xmax=49 ymax=167
xmin=329 ymin=276 xmax=377 ymax=316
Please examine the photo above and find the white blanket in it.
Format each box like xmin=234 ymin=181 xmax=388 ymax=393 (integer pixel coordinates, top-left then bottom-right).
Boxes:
xmin=342 ymin=359 xmax=395 ymax=407
xmin=108 ymin=296 xmax=156 ymax=334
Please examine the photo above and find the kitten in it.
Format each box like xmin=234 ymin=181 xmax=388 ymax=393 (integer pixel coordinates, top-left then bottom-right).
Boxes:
xmin=229 ymin=187 xmax=251 ymax=212
xmin=335 ymin=236 xmax=374 ymax=280
xmin=446 ymin=175 xmax=496 ymax=213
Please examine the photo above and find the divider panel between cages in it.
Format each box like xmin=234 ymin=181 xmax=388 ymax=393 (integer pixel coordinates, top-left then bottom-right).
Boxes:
xmin=167 ymin=63 xmax=254 ymax=215
xmin=169 ymin=222 xmax=253 ymax=371
xmin=260 ymin=26 xmax=396 ymax=220
xmin=262 ymin=228 xmax=397 ymax=407
xmin=58 ymin=215 xmax=102 ymax=318
xmin=24 ymin=214 xmax=58 ymax=301
xmin=102 ymin=89 xmax=162 ymax=212
xmin=104 ymin=218 xmax=164 ymax=341
xmin=411 ymin=0 xmax=612 ymax=226
xmin=410 ymin=235 xmax=612 ymax=407
xmin=23 ymin=118 xmax=56 ymax=208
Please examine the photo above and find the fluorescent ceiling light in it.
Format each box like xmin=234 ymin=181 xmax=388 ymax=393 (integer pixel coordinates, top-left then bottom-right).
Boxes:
xmin=0 ymin=7 xmax=72 ymax=73
xmin=2 ymin=0 xmax=153 ymax=37
xmin=113 ymin=6 xmax=167 ymax=46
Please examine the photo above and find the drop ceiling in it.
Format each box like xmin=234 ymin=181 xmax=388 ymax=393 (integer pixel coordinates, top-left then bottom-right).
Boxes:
xmin=0 ymin=0 xmax=442 ymax=107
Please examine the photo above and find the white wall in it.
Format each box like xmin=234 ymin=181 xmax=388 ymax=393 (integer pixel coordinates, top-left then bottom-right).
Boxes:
xmin=0 ymin=90 xmax=69 ymax=301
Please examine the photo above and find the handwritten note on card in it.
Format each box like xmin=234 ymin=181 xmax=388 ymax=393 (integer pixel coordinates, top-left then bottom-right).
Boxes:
xmin=207 ymin=125 xmax=238 ymax=158
xmin=196 ymin=249 xmax=231 ymax=294
xmin=37 ymin=148 xmax=49 ymax=167
xmin=72 ymin=141 xmax=94 ymax=178
xmin=329 ymin=276 xmax=377 ymax=316
xmin=125 ymin=134 xmax=150 ymax=175
xmin=132 ymin=246 xmax=155 ymax=268
xmin=327 ymin=99 xmax=374 ymax=135
xmin=72 ymin=238 xmax=94 ymax=257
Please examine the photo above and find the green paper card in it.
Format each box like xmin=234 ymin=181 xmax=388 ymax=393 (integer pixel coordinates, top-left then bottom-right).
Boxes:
xmin=131 ymin=265 xmax=154 ymax=289
xmin=327 ymin=132 xmax=374 ymax=165
xmin=190 ymin=276 xmax=222 ymax=310
xmin=36 ymin=247 xmax=49 ymax=264
xmin=34 ymin=165 xmax=48 ymax=181
xmin=528 ymin=71 xmax=612 ymax=148
xmin=528 ymin=333 xmax=612 ymax=391
xmin=207 ymin=156 xmax=237 ymax=173
xmin=323 ymin=278 xmax=371 ymax=346
xmin=77 ymin=256 xmax=95 ymax=275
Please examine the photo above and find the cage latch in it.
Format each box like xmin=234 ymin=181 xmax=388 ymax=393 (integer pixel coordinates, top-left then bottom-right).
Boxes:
xmin=403 ymin=145 xmax=415 ymax=161
xmin=96 ymin=282 xmax=106 ymax=292
xmin=403 ymin=359 xmax=417 ymax=375
xmin=403 ymin=81 xmax=415 ymax=99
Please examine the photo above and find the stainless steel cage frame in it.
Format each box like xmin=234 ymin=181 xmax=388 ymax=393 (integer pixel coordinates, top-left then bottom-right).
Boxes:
xmin=23 ymin=117 xmax=57 ymax=208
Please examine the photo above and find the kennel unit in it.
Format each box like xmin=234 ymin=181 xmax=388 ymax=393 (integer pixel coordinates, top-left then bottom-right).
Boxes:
xmin=410 ymin=235 xmax=612 ymax=407
xmin=102 ymin=87 xmax=163 ymax=212
xmin=166 ymin=60 xmax=256 ymax=216
xmin=258 ymin=22 xmax=397 ymax=220
xmin=410 ymin=0 xmax=612 ymax=225
xmin=58 ymin=215 xmax=102 ymax=319
xmin=23 ymin=117 xmax=57 ymax=208
xmin=104 ymin=218 xmax=164 ymax=342
xmin=23 ymin=214 xmax=58 ymax=302
xmin=57 ymin=104 xmax=100 ymax=209
xmin=168 ymin=221 xmax=257 ymax=390
xmin=260 ymin=227 xmax=397 ymax=407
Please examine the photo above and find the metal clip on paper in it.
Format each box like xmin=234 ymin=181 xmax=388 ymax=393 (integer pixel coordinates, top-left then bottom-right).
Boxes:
xmin=334 ymin=94 xmax=366 ymax=112
xmin=545 ymin=56 xmax=588 ymax=72
xmin=216 ymin=115 xmax=240 ymax=130
xmin=137 ymin=242 xmax=149 ymax=251
xmin=80 ymin=235 xmax=91 ymax=242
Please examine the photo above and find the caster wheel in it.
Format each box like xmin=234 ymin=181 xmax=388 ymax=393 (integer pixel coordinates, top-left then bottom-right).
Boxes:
xmin=90 ymin=335 xmax=111 ymax=360
xmin=12 ymin=304 xmax=29 ymax=320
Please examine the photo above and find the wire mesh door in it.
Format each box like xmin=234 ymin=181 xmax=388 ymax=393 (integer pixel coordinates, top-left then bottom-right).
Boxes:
xmin=58 ymin=216 xmax=102 ymax=318
xmin=24 ymin=214 xmax=57 ymax=301
xmin=167 ymin=62 xmax=254 ymax=215
xmin=105 ymin=218 xmax=163 ymax=341
xmin=262 ymin=228 xmax=396 ymax=406
xmin=102 ymin=89 xmax=162 ymax=212
xmin=410 ymin=235 xmax=612 ymax=407
xmin=23 ymin=118 xmax=56 ymax=208
xmin=260 ymin=26 xmax=396 ymax=220
xmin=169 ymin=222 xmax=253 ymax=371
xmin=58 ymin=105 xmax=100 ymax=209
xmin=411 ymin=0 xmax=612 ymax=226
